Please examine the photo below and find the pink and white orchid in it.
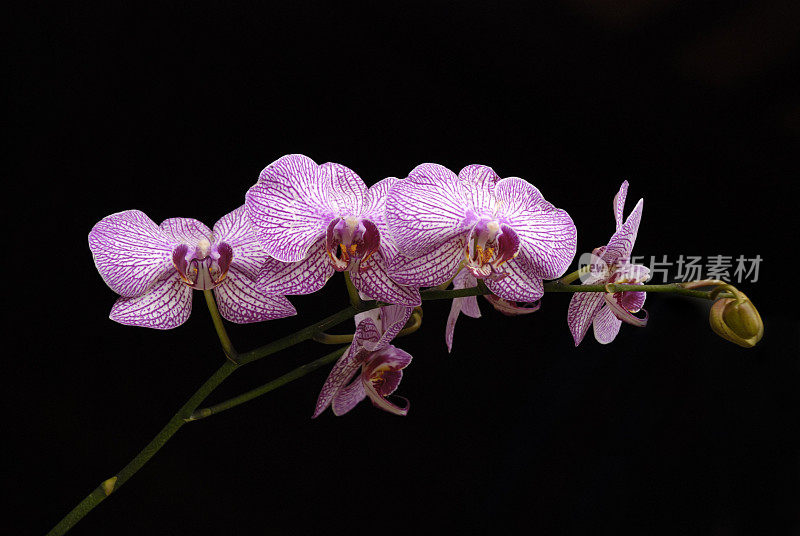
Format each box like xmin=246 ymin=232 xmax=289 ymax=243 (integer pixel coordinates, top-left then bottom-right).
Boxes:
xmin=88 ymin=207 xmax=296 ymax=329
xmin=386 ymin=163 xmax=577 ymax=304
xmin=313 ymin=305 xmax=414 ymax=417
xmin=245 ymin=154 xmax=420 ymax=306
xmin=567 ymin=181 xmax=650 ymax=345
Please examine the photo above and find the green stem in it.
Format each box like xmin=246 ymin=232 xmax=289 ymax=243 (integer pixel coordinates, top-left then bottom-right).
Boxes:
xmin=188 ymin=347 xmax=348 ymax=421
xmin=48 ymin=280 xmax=723 ymax=535
xmin=344 ymin=272 xmax=361 ymax=306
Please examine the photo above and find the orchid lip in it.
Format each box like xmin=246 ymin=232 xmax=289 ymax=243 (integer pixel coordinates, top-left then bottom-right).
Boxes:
xmin=325 ymin=216 xmax=380 ymax=272
xmin=173 ymin=241 xmax=233 ymax=290
xmin=464 ymin=219 xmax=519 ymax=279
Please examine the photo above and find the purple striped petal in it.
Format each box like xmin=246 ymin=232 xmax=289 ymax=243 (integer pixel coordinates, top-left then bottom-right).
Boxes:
xmin=89 ymin=210 xmax=178 ymax=298
xmin=212 ymin=206 xmax=269 ymax=281
xmin=484 ymin=257 xmax=545 ymax=302
xmin=458 ymin=164 xmax=500 ymax=214
xmin=592 ymin=304 xmax=623 ymax=344
xmin=312 ymin=343 xmax=364 ymax=418
xmin=319 ymin=162 xmax=368 ymax=216
xmin=245 ymin=154 xmax=336 ymax=262
xmin=494 ymin=178 xmax=577 ymax=279
xmin=619 ymin=290 xmax=646 ymax=312
xmin=331 ymin=377 xmax=367 ymax=416
xmin=603 ymin=293 xmax=648 ymax=328
xmin=258 ymin=238 xmax=335 ymax=295
xmin=109 ymin=272 xmax=192 ymax=329
xmin=159 ymin=218 xmax=213 ymax=246
xmin=362 ymin=305 xmax=414 ymax=353
xmin=363 ymin=177 xmax=402 ymax=262
xmin=386 ymin=235 xmax=466 ymax=287
xmin=603 ymin=198 xmax=643 ymax=266
xmin=213 ymin=267 xmax=296 ymax=324
xmin=567 ymin=291 xmax=605 ymax=346
xmin=364 ymin=381 xmax=409 ymax=416
xmin=613 ymin=180 xmax=629 ymax=231
xmin=349 ymin=252 xmax=421 ymax=307
xmin=385 ymin=163 xmax=472 ymax=257
xmin=446 ymin=270 xmax=480 ymax=353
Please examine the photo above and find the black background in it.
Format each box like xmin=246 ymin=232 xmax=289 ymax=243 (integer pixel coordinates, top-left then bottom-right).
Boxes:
xmin=10 ymin=2 xmax=800 ymax=535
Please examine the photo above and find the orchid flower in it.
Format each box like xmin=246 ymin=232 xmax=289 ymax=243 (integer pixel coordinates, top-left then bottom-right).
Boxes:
xmin=313 ymin=305 xmax=414 ymax=417
xmin=244 ymin=154 xmax=420 ymax=306
xmin=88 ymin=207 xmax=296 ymax=329
xmin=567 ymin=181 xmax=650 ymax=345
xmin=385 ymin=164 xmax=577 ymax=304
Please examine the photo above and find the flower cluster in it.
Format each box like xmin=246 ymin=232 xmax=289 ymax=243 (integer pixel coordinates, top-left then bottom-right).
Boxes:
xmin=89 ymin=154 xmax=653 ymax=416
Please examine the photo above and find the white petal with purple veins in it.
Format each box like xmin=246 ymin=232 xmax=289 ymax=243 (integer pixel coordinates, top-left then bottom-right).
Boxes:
xmin=592 ymin=304 xmax=623 ymax=344
xmin=213 ymin=206 xmax=270 ymax=281
xmin=603 ymin=198 xmax=643 ymax=266
xmin=245 ymin=154 xmax=336 ymax=263
xmin=319 ymin=162 xmax=368 ymax=216
xmin=567 ymin=291 xmax=605 ymax=346
xmin=613 ymin=180 xmax=629 ymax=231
xmin=312 ymin=343 xmax=364 ymax=418
xmin=331 ymin=378 xmax=367 ymax=416
xmin=89 ymin=210 xmax=178 ymax=298
xmin=446 ymin=270 xmax=480 ymax=353
xmin=159 ymin=218 xmax=213 ymax=246
xmin=213 ymin=267 xmax=296 ymax=324
xmin=386 ymin=163 xmax=472 ymax=257
xmin=458 ymin=164 xmax=500 ymax=214
xmin=386 ymin=235 xmax=467 ymax=288
xmin=109 ymin=272 xmax=192 ymax=329
xmin=258 ymin=238 xmax=335 ymax=295
xmin=484 ymin=257 xmax=545 ymax=302
xmin=349 ymin=252 xmax=421 ymax=307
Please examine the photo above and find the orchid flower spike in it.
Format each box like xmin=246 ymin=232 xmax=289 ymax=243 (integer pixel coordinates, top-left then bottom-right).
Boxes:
xmin=313 ymin=305 xmax=414 ymax=417
xmin=245 ymin=154 xmax=420 ymax=306
xmin=567 ymin=181 xmax=649 ymax=345
xmin=386 ymin=164 xmax=577 ymax=303
xmin=88 ymin=207 xmax=296 ymax=329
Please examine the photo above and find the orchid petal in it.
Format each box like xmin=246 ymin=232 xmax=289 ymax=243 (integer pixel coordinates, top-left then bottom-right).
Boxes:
xmin=212 ymin=206 xmax=269 ymax=281
xmin=386 ymin=235 xmax=467 ymax=287
xmin=619 ymin=289 xmax=646 ymax=312
xmin=319 ymin=162 xmax=368 ymax=216
xmin=362 ymin=306 xmax=414 ymax=353
xmin=331 ymin=377 xmax=367 ymax=416
xmin=567 ymin=291 xmax=605 ymax=346
xmin=365 ymin=346 xmax=413 ymax=379
xmin=386 ymin=163 xmax=472 ymax=257
xmin=458 ymin=164 xmax=500 ymax=214
xmin=349 ymin=252 xmax=421 ymax=307
xmin=485 ymin=257 xmax=544 ymax=302
xmin=312 ymin=343 xmax=364 ymax=418
xmin=213 ymin=267 xmax=296 ymax=324
xmin=109 ymin=272 xmax=192 ymax=329
xmin=363 ymin=380 xmax=409 ymax=416
xmin=258 ymin=237 xmax=335 ymax=295
xmin=613 ymin=180 xmax=629 ymax=231
xmin=494 ymin=178 xmax=577 ymax=279
xmin=89 ymin=210 xmax=178 ymax=298
xmin=362 ymin=177 xmax=402 ymax=262
xmin=446 ymin=270 xmax=480 ymax=353
xmin=603 ymin=293 xmax=648 ymax=328
xmin=603 ymin=198 xmax=643 ymax=266
xmin=245 ymin=154 xmax=335 ymax=263
xmin=592 ymin=304 xmax=623 ymax=344
xmin=159 ymin=218 xmax=213 ymax=246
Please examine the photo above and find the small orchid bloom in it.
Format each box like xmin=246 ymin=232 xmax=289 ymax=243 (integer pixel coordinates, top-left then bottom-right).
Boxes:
xmin=88 ymin=207 xmax=296 ymax=329
xmin=245 ymin=154 xmax=420 ymax=306
xmin=567 ymin=181 xmax=649 ymax=345
xmin=386 ymin=164 xmax=577 ymax=304
xmin=313 ymin=305 xmax=414 ymax=417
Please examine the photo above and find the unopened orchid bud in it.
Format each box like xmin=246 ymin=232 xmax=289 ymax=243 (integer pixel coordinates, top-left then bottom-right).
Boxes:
xmin=709 ymin=293 xmax=763 ymax=348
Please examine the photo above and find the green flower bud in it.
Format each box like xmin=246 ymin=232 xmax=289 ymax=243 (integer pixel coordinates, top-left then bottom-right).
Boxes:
xmin=709 ymin=293 xmax=763 ymax=348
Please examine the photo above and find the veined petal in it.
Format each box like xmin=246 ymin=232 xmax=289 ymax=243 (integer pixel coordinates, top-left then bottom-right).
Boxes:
xmin=604 ymin=293 xmax=648 ymax=328
xmin=159 ymin=217 xmax=213 ymax=246
xmin=619 ymin=290 xmax=646 ymax=312
xmin=495 ymin=178 xmax=577 ymax=279
xmin=331 ymin=377 xmax=367 ymax=416
xmin=362 ymin=177 xmax=402 ymax=262
xmin=109 ymin=272 xmax=192 ymax=329
xmin=213 ymin=267 xmax=296 ymax=324
xmin=603 ymin=198 xmax=643 ymax=266
xmin=386 ymin=235 xmax=466 ymax=287
xmin=349 ymin=252 xmax=421 ymax=307
xmin=353 ymin=317 xmax=382 ymax=349
xmin=458 ymin=164 xmax=500 ymax=214
xmin=312 ymin=343 xmax=364 ymax=418
xmin=386 ymin=163 xmax=472 ymax=257
xmin=592 ymin=304 xmax=623 ymax=344
xmin=258 ymin=238 xmax=335 ymax=295
xmin=567 ymin=291 xmax=605 ymax=346
xmin=362 ymin=305 xmax=414 ymax=353
xmin=212 ymin=206 xmax=269 ymax=281
xmin=613 ymin=180 xmax=629 ymax=231
xmin=245 ymin=154 xmax=335 ymax=262
xmin=319 ymin=162 xmax=368 ymax=216
xmin=446 ymin=270 xmax=480 ymax=353
xmin=363 ymin=380 xmax=409 ymax=416
xmin=89 ymin=210 xmax=178 ymax=298
xmin=485 ymin=257 xmax=544 ymax=302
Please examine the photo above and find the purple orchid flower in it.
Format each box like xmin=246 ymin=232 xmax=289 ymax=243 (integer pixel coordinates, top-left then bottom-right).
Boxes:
xmin=445 ymin=268 xmax=541 ymax=353
xmin=88 ymin=206 xmax=296 ymax=329
xmin=385 ymin=163 xmax=577 ymax=304
xmin=313 ymin=305 xmax=414 ymax=417
xmin=244 ymin=154 xmax=420 ymax=306
xmin=567 ymin=181 xmax=650 ymax=345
